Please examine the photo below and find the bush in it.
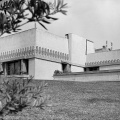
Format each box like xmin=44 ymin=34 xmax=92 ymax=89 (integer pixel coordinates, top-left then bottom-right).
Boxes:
xmin=54 ymin=70 xmax=63 ymax=75
xmin=0 ymin=77 xmax=50 ymax=117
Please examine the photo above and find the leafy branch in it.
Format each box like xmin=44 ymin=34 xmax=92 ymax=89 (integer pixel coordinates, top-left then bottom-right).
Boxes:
xmin=0 ymin=0 xmax=68 ymax=36
xmin=0 ymin=77 xmax=50 ymax=116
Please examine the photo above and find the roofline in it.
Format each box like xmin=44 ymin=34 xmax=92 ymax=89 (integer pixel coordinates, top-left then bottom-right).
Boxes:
xmin=0 ymin=27 xmax=36 ymax=39
xmin=85 ymin=61 xmax=120 ymax=67
xmin=87 ymin=48 xmax=120 ymax=55
xmin=86 ymin=39 xmax=94 ymax=43
xmin=0 ymin=26 xmax=67 ymax=40
xmin=54 ymin=69 xmax=120 ymax=76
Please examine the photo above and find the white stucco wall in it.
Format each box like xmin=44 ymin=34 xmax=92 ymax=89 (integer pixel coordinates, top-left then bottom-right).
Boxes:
xmin=67 ymin=34 xmax=86 ymax=65
xmin=54 ymin=71 xmax=120 ymax=82
xmin=34 ymin=58 xmax=62 ymax=80
xmin=0 ymin=29 xmax=36 ymax=52
xmin=100 ymin=65 xmax=120 ymax=71
xmin=86 ymin=40 xmax=95 ymax=54
xmin=36 ymin=28 xmax=69 ymax=54
xmin=0 ymin=27 xmax=69 ymax=54
xmin=86 ymin=49 xmax=120 ymax=63
xmin=71 ymin=66 xmax=83 ymax=72
xmin=29 ymin=58 xmax=35 ymax=77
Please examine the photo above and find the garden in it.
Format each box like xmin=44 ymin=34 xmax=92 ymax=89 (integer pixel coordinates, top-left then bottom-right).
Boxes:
xmin=0 ymin=78 xmax=120 ymax=120
xmin=0 ymin=0 xmax=120 ymax=119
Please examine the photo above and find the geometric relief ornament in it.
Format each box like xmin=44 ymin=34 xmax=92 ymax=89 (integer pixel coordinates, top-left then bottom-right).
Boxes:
xmin=0 ymin=46 xmax=69 ymax=63
xmin=85 ymin=58 xmax=120 ymax=67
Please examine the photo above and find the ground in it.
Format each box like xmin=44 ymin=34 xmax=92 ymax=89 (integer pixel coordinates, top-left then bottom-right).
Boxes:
xmin=4 ymin=80 xmax=120 ymax=120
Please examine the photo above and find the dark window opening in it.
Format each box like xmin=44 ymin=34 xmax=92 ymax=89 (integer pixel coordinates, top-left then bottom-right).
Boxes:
xmin=84 ymin=67 xmax=99 ymax=72
xmin=5 ymin=59 xmax=28 ymax=75
xmin=62 ymin=63 xmax=71 ymax=73
xmin=0 ymin=63 xmax=4 ymax=74
xmin=21 ymin=59 xmax=28 ymax=74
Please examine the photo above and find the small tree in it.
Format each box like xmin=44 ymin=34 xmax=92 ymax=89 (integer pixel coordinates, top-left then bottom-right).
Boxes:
xmin=0 ymin=77 xmax=50 ymax=116
xmin=0 ymin=0 xmax=68 ymax=36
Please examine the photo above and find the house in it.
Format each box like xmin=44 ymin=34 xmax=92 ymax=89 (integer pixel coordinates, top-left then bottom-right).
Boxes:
xmin=85 ymin=47 xmax=120 ymax=72
xmin=0 ymin=25 xmax=94 ymax=80
xmin=0 ymin=25 xmax=119 ymax=80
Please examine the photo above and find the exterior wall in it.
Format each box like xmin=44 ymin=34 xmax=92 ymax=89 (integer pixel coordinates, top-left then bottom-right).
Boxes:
xmin=0 ymin=27 xmax=70 ymax=80
xmin=36 ymin=28 xmax=69 ymax=54
xmin=71 ymin=66 xmax=83 ymax=72
xmin=34 ymin=58 xmax=62 ymax=80
xmin=28 ymin=58 xmax=35 ymax=77
xmin=67 ymin=34 xmax=86 ymax=66
xmin=100 ymin=65 xmax=120 ymax=71
xmin=0 ymin=29 xmax=36 ymax=52
xmin=86 ymin=49 xmax=120 ymax=64
xmin=86 ymin=49 xmax=120 ymax=67
xmin=54 ymin=70 xmax=120 ymax=82
xmin=4 ymin=26 xmax=120 ymax=81
xmin=86 ymin=40 xmax=94 ymax=54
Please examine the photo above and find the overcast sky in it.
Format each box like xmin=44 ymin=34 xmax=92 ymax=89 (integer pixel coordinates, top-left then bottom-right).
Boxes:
xmin=1 ymin=0 xmax=120 ymax=50
xmin=45 ymin=0 xmax=120 ymax=50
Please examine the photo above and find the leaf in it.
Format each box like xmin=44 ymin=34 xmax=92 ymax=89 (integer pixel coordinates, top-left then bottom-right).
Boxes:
xmin=30 ymin=0 xmax=35 ymax=7
xmin=0 ymin=12 xmax=7 ymax=24
xmin=61 ymin=0 xmax=64 ymax=6
xmin=42 ymin=19 xmax=51 ymax=24
xmin=46 ymin=16 xmax=58 ymax=20
xmin=40 ymin=1 xmax=50 ymax=16
xmin=54 ymin=0 xmax=56 ymax=7
xmin=60 ymin=10 xmax=67 ymax=15
xmin=28 ymin=18 xmax=35 ymax=22
xmin=6 ymin=31 xmax=11 ymax=34
xmin=61 ymin=3 xmax=68 ymax=8
xmin=56 ymin=0 xmax=61 ymax=10
xmin=16 ymin=28 xmax=21 ymax=31
xmin=0 ymin=88 xmax=3 ymax=93
xmin=37 ymin=21 xmax=47 ymax=30
xmin=14 ymin=20 xmax=22 ymax=24
xmin=7 ymin=106 xmax=15 ymax=110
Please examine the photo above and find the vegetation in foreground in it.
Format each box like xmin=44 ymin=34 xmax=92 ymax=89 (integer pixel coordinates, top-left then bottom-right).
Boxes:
xmin=0 ymin=79 xmax=120 ymax=120
xmin=0 ymin=0 xmax=68 ymax=36
xmin=0 ymin=77 xmax=50 ymax=119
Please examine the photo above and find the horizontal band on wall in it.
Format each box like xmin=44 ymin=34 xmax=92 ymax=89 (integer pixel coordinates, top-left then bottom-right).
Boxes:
xmin=85 ymin=59 xmax=120 ymax=67
xmin=0 ymin=46 xmax=70 ymax=63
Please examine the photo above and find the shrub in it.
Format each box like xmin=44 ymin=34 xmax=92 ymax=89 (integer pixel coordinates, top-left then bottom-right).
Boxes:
xmin=0 ymin=77 xmax=50 ymax=117
xmin=54 ymin=70 xmax=63 ymax=75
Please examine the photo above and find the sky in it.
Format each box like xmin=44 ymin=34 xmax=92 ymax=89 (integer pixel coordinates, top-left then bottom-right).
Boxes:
xmin=1 ymin=0 xmax=120 ymax=50
xmin=46 ymin=0 xmax=120 ymax=50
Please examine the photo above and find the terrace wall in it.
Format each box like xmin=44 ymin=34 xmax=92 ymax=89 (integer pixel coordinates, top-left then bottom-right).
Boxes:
xmin=54 ymin=70 xmax=120 ymax=82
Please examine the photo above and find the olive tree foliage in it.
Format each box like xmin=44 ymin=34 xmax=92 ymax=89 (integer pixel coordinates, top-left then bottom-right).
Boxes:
xmin=0 ymin=77 xmax=50 ymax=116
xmin=0 ymin=0 xmax=68 ymax=36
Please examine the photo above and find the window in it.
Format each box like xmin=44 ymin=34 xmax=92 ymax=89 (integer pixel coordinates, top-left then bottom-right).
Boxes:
xmin=84 ymin=67 xmax=99 ymax=72
xmin=62 ymin=63 xmax=71 ymax=73
xmin=0 ymin=63 xmax=3 ymax=74
xmin=5 ymin=59 xmax=28 ymax=75
xmin=21 ymin=59 xmax=28 ymax=74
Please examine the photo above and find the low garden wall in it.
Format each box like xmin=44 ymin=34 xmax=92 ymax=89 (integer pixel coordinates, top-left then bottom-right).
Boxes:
xmin=53 ymin=69 xmax=120 ymax=82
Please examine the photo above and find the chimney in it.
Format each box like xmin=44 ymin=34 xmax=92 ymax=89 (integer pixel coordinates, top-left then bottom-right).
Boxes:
xmin=65 ymin=34 xmax=69 ymax=39
xmin=106 ymin=41 xmax=108 ymax=48
xmin=103 ymin=45 xmax=106 ymax=49
xmin=111 ymin=42 xmax=113 ymax=50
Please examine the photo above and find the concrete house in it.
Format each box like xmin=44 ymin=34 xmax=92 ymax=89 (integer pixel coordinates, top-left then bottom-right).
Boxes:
xmin=0 ymin=25 xmax=120 ymax=80
xmin=0 ymin=26 xmax=94 ymax=80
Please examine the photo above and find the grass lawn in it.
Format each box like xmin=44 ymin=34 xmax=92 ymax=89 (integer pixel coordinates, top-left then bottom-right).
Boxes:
xmin=4 ymin=80 xmax=120 ymax=120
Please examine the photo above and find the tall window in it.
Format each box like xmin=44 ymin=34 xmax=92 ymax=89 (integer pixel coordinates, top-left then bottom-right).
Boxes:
xmin=62 ymin=63 xmax=71 ymax=73
xmin=5 ymin=59 xmax=28 ymax=75
xmin=84 ymin=67 xmax=99 ymax=72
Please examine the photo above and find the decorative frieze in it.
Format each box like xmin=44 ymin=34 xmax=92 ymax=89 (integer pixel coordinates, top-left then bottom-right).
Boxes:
xmin=85 ymin=59 xmax=120 ymax=67
xmin=0 ymin=46 xmax=69 ymax=63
